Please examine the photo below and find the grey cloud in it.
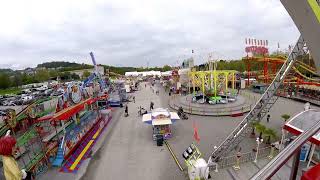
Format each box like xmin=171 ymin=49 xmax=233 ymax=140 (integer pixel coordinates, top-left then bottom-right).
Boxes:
xmin=0 ymin=0 xmax=299 ymax=69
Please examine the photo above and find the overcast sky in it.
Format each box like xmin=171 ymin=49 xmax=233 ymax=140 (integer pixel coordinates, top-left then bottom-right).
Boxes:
xmin=0 ymin=0 xmax=299 ymax=70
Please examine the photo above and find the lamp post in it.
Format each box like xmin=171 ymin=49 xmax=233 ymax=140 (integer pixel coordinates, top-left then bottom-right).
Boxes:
xmin=213 ymin=146 xmax=218 ymax=172
xmin=254 ymin=137 xmax=263 ymax=163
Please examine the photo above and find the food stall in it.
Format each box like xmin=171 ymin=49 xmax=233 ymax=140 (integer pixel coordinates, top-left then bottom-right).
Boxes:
xmin=142 ymin=108 xmax=180 ymax=145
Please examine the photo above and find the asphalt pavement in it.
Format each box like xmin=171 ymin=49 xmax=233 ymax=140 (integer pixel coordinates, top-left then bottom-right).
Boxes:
xmin=80 ymin=82 xmax=320 ymax=180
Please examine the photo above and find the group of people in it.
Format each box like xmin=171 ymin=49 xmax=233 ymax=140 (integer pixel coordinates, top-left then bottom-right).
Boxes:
xmin=124 ymin=82 xmax=156 ymax=117
xmin=125 ymin=101 xmax=154 ymax=117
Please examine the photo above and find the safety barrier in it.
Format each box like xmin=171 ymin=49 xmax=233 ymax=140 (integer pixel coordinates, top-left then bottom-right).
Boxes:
xmin=217 ymin=146 xmax=276 ymax=169
xmin=169 ymin=97 xmax=253 ymax=116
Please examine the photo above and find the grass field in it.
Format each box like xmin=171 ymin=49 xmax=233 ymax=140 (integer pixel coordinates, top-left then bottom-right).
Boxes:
xmin=0 ymin=88 xmax=22 ymax=95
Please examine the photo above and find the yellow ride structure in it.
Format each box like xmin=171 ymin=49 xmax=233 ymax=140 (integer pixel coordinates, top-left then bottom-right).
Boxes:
xmin=189 ymin=69 xmax=237 ymax=97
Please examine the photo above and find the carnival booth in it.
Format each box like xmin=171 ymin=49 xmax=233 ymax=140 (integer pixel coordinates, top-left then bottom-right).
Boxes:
xmin=142 ymin=108 xmax=180 ymax=145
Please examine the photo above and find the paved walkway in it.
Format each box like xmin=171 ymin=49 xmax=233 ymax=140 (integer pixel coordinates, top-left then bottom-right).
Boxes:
xmin=81 ymin=82 xmax=185 ymax=180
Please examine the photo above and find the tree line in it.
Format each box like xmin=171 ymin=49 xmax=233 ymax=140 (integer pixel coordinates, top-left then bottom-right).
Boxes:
xmin=0 ymin=61 xmax=173 ymax=89
xmin=0 ymin=69 xmax=81 ymax=89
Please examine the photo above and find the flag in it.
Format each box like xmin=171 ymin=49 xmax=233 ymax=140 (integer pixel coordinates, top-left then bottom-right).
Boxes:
xmin=254 ymin=39 xmax=257 ymax=46
xmin=266 ymin=40 xmax=268 ymax=46
xmin=278 ymin=42 xmax=280 ymax=49
xmin=249 ymin=38 xmax=251 ymax=45
xmin=245 ymin=38 xmax=247 ymax=45
xmin=193 ymin=121 xmax=200 ymax=143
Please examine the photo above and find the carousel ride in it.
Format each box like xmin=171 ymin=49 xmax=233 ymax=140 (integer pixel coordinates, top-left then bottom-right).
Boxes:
xmin=169 ymin=61 xmax=253 ymax=116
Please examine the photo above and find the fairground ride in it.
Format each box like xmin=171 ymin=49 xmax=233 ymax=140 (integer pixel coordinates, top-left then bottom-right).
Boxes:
xmin=183 ymin=0 xmax=320 ymax=179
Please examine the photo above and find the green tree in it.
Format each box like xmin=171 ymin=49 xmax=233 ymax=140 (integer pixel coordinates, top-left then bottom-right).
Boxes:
xmin=162 ymin=65 xmax=172 ymax=71
xmin=250 ymin=121 xmax=260 ymax=136
xmin=255 ymin=123 xmax=266 ymax=140
xmin=71 ymin=73 xmax=80 ymax=80
xmin=60 ymin=72 xmax=71 ymax=80
xmin=35 ymin=69 xmax=50 ymax=82
xmin=0 ymin=73 xmax=11 ymax=89
xmin=264 ymin=128 xmax=277 ymax=144
xmin=12 ymin=73 xmax=23 ymax=87
xmin=49 ymin=70 xmax=59 ymax=78
xmin=83 ymin=70 xmax=91 ymax=79
xmin=22 ymin=73 xmax=35 ymax=84
xmin=281 ymin=114 xmax=290 ymax=122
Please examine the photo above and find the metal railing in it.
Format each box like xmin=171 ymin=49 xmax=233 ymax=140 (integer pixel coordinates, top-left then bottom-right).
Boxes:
xmin=169 ymin=99 xmax=252 ymax=116
xmin=169 ymin=94 xmax=253 ymax=115
xmin=218 ymin=146 xmax=275 ymax=169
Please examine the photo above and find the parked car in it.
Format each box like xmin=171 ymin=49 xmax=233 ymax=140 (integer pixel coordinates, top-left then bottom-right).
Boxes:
xmin=7 ymin=101 xmax=17 ymax=106
xmin=22 ymin=95 xmax=33 ymax=103
xmin=22 ymin=89 xmax=32 ymax=94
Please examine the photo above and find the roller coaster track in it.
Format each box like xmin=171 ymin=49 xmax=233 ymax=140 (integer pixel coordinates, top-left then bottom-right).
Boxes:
xmin=295 ymin=61 xmax=317 ymax=73
xmin=210 ymin=0 xmax=320 ymax=164
xmin=292 ymin=66 xmax=320 ymax=82
xmin=210 ymin=36 xmax=307 ymax=162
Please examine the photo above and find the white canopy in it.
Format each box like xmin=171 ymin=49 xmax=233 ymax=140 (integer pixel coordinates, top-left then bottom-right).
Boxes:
xmin=152 ymin=118 xmax=172 ymax=126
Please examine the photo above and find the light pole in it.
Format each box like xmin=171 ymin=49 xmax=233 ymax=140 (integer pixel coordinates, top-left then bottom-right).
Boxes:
xmin=254 ymin=137 xmax=263 ymax=163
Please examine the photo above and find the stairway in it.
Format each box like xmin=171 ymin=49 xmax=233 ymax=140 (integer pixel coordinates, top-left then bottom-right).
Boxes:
xmin=52 ymin=136 xmax=65 ymax=167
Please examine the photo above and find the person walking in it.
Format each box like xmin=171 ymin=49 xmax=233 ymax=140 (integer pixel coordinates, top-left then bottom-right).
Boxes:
xmin=125 ymin=105 xmax=129 ymax=116
xmin=267 ymin=114 xmax=270 ymax=123
xmin=150 ymin=101 xmax=154 ymax=110
xmin=133 ymin=96 xmax=135 ymax=103
xmin=138 ymin=106 xmax=142 ymax=116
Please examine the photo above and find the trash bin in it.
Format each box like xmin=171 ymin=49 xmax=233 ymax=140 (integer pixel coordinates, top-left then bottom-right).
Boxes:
xmin=156 ymin=134 xmax=164 ymax=146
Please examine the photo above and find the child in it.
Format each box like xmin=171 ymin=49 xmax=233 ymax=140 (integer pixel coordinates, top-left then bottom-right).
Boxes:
xmin=0 ymin=130 xmax=27 ymax=180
